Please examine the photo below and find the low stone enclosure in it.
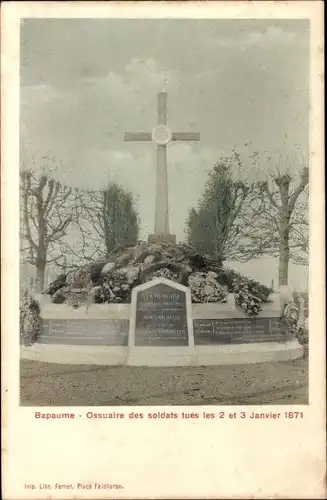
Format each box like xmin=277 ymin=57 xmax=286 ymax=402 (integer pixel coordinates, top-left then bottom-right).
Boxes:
xmin=20 ymin=242 xmax=306 ymax=366
xmin=20 ymin=279 xmax=304 ymax=367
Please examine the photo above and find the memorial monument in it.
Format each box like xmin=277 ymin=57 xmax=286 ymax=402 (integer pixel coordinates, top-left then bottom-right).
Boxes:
xmin=20 ymin=94 xmax=304 ymax=366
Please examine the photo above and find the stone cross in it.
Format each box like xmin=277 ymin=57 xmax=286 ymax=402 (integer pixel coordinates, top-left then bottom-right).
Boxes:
xmin=124 ymin=91 xmax=200 ymax=244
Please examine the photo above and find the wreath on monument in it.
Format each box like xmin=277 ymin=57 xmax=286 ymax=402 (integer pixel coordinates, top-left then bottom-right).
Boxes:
xmin=188 ymin=271 xmax=228 ymax=303
xmin=232 ymin=277 xmax=262 ymax=317
xmin=283 ymin=302 xmax=300 ymax=338
xmin=44 ymin=243 xmax=273 ymax=316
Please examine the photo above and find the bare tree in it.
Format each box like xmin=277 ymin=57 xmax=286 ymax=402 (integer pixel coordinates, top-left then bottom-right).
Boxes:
xmin=20 ymin=169 xmax=80 ymax=291
xmin=238 ymin=151 xmax=309 ymax=285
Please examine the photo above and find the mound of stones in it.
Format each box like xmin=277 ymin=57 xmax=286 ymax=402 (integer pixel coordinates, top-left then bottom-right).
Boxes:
xmin=44 ymin=242 xmax=272 ymax=317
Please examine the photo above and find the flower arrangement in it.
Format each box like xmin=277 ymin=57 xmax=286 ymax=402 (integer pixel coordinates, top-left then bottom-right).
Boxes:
xmin=188 ymin=271 xmax=228 ymax=303
xmin=45 ymin=243 xmax=272 ymax=317
xmin=283 ymin=302 xmax=300 ymax=337
xmin=67 ymin=268 xmax=92 ymax=289
xmin=232 ymin=277 xmax=263 ymax=317
xmin=144 ymin=267 xmax=180 ymax=283
xmin=95 ymin=277 xmax=132 ymax=304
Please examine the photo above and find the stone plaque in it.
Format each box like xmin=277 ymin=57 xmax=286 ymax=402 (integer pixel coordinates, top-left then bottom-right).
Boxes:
xmin=132 ymin=280 xmax=190 ymax=346
xmin=193 ymin=317 xmax=288 ymax=345
xmin=39 ymin=319 xmax=128 ymax=346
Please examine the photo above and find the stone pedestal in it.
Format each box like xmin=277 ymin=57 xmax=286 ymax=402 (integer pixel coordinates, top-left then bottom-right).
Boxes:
xmin=148 ymin=233 xmax=176 ymax=244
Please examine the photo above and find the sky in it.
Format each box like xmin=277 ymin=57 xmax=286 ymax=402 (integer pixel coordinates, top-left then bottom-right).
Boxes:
xmin=20 ymin=19 xmax=310 ymax=290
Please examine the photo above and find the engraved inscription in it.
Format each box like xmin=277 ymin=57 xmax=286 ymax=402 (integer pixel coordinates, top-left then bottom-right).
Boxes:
xmin=193 ymin=318 xmax=286 ymax=345
xmin=135 ymin=283 xmax=188 ymax=346
xmin=39 ymin=319 xmax=128 ymax=346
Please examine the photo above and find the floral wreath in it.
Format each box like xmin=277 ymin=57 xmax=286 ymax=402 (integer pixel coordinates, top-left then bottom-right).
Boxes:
xmin=283 ymin=302 xmax=300 ymax=336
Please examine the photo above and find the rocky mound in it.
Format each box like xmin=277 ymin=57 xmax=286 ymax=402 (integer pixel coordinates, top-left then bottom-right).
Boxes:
xmin=44 ymin=242 xmax=272 ymax=317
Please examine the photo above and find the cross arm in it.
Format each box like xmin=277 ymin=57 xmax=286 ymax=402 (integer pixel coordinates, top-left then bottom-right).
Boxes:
xmin=124 ymin=132 xmax=152 ymax=142
xmin=172 ymin=132 xmax=200 ymax=141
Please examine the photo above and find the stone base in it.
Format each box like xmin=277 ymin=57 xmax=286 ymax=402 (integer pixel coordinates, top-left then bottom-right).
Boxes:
xmin=148 ymin=233 xmax=176 ymax=244
xmin=194 ymin=340 xmax=304 ymax=366
xmin=21 ymin=339 xmax=304 ymax=366
xmin=20 ymin=344 xmax=127 ymax=365
xmin=127 ymin=347 xmax=193 ymax=367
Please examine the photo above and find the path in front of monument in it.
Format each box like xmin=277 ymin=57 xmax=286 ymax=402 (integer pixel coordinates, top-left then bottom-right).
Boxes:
xmin=20 ymin=348 xmax=308 ymax=406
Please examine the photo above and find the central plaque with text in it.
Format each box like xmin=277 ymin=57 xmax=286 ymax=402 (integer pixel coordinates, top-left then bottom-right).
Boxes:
xmin=134 ymin=282 xmax=189 ymax=346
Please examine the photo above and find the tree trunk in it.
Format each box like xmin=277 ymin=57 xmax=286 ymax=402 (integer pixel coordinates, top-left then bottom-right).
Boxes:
xmin=36 ymin=263 xmax=46 ymax=292
xmin=276 ymin=175 xmax=292 ymax=287
xmin=36 ymin=193 xmax=46 ymax=292
xmin=278 ymin=248 xmax=289 ymax=286
xmin=35 ymin=230 xmax=46 ymax=292
xmin=278 ymin=224 xmax=290 ymax=286
xmin=102 ymin=191 xmax=113 ymax=257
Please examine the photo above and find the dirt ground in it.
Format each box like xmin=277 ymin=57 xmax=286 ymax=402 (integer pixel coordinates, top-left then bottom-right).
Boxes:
xmin=20 ymin=348 xmax=308 ymax=406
